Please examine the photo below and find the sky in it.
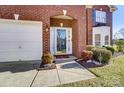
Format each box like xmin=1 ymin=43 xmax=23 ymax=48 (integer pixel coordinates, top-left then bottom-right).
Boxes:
xmin=113 ymin=5 xmax=124 ymax=37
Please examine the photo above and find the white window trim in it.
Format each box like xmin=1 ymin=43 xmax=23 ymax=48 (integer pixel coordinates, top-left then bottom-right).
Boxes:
xmin=96 ymin=10 xmax=106 ymax=23
xmin=93 ymin=26 xmax=110 ymax=47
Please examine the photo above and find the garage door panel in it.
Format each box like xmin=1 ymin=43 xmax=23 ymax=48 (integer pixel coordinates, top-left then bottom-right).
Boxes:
xmin=0 ymin=58 xmax=18 ymax=62
xmin=0 ymin=41 xmax=20 ymax=52
xmin=19 ymin=51 xmax=42 ymax=61
xmin=21 ymin=49 xmax=42 ymax=52
xmin=0 ymin=34 xmax=42 ymax=42
xmin=0 ymin=42 xmax=41 ymax=52
xmin=0 ymin=33 xmax=17 ymax=41
xmin=17 ymin=36 xmax=41 ymax=42
xmin=19 ymin=42 xmax=41 ymax=48
xmin=18 ymin=31 xmax=41 ymax=41
xmin=0 ymin=51 xmax=41 ymax=62
xmin=0 ymin=26 xmax=42 ymax=42
xmin=0 ymin=52 xmax=19 ymax=62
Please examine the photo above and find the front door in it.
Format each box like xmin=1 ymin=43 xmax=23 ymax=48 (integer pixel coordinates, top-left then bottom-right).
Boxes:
xmin=50 ymin=27 xmax=72 ymax=55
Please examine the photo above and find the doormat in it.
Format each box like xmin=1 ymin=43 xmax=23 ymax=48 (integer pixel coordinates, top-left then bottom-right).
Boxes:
xmin=55 ymin=55 xmax=70 ymax=59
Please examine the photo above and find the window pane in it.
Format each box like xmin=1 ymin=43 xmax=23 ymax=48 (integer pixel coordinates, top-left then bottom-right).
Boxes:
xmin=57 ymin=29 xmax=66 ymax=53
xmin=95 ymin=34 xmax=101 ymax=46
xmin=95 ymin=10 xmax=106 ymax=23
xmin=105 ymin=35 xmax=109 ymax=45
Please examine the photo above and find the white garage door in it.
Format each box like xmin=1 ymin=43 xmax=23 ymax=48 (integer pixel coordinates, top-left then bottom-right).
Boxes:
xmin=0 ymin=19 xmax=43 ymax=62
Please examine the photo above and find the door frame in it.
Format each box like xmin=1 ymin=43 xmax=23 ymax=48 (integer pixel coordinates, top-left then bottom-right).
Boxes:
xmin=50 ymin=27 xmax=72 ymax=55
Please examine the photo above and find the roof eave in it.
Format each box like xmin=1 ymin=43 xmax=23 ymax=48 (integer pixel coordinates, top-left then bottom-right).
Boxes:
xmin=85 ymin=5 xmax=117 ymax=12
xmin=108 ymin=5 xmax=117 ymax=12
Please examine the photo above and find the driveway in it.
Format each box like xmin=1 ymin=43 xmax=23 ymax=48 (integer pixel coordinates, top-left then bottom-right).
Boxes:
xmin=0 ymin=61 xmax=40 ymax=87
xmin=0 ymin=59 xmax=95 ymax=87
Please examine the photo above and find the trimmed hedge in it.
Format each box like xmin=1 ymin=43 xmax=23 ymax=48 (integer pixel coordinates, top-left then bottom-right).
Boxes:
xmin=115 ymin=40 xmax=124 ymax=52
xmin=113 ymin=45 xmax=119 ymax=52
xmin=86 ymin=45 xmax=95 ymax=51
xmin=103 ymin=46 xmax=115 ymax=55
xmin=92 ymin=48 xmax=112 ymax=64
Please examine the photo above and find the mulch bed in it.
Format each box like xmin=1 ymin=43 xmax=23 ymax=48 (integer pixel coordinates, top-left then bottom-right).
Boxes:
xmin=37 ymin=63 xmax=56 ymax=71
xmin=77 ymin=60 xmax=104 ymax=68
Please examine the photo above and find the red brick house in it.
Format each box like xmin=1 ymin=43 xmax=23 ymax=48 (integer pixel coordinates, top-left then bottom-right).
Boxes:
xmin=0 ymin=5 xmax=116 ymax=62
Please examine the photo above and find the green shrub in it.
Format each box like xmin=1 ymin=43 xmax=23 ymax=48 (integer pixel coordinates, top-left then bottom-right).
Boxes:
xmin=115 ymin=40 xmax=124 ymax=52
xmin=92 ymin=48 xmax=112 ymax=64
xmin=113 ymin=45 xmax=118 ymax=52
xmin=103 ymin=46 xmax=115 ymax=55
xmin=86 ymin=45 xmax=95 ymax=51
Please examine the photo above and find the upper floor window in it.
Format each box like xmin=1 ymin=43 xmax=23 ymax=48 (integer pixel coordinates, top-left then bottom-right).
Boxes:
xmin=95 ymin=10 xmax=106 ymax=23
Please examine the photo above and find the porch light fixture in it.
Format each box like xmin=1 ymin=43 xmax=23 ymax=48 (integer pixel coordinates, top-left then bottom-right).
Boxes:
xmin=100 ymin=8 xmax=103 ymax=11
xmin=45 ymin=25 xmax=49 ymax=32
xmin=63 ymin=10 xmax=67 ymax=16
xmin=60 ymin=23 xmax=63 ymax=27
xmin=14 ymin=14 xmax=19 ymax=20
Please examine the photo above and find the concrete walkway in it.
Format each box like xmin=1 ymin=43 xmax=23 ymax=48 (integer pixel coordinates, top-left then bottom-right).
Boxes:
xmin=0 ymin=59 xmax=95 ymax=87
xmin=32 ymin=59 xmax=95 ymax=87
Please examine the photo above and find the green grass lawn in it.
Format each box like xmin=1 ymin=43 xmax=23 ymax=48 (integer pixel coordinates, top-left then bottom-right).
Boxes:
xmin=58 ymin=55 xmax=124 ymax=87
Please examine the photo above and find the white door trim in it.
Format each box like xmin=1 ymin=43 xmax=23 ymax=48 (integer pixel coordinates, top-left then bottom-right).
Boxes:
xmin=50 ymin=27 xmax=72 ymax=55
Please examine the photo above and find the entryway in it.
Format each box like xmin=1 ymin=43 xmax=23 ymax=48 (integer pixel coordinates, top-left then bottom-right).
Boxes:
xmin=50 ymin=15 xmax=79 ymax=57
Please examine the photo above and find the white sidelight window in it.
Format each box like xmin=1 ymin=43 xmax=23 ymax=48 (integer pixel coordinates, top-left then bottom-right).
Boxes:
xmin=96 ymin=10 xmax=106 ymax=23
xmin=95 ymin=34 xmax=101 ymax=46
xmin=105 ymin=35 xmax=109 ymax=45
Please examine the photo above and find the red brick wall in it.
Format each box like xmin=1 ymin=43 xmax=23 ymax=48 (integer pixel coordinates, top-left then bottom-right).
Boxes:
xmin=50 ymin=18 xmax=72 ymax=27
xmin=86 ymin=5 xmax=113 ymax=45
xmin=86 ymin=8 xmax=93 ymax=45
xmin=0 ymin=5 xmax=86 ymax=58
